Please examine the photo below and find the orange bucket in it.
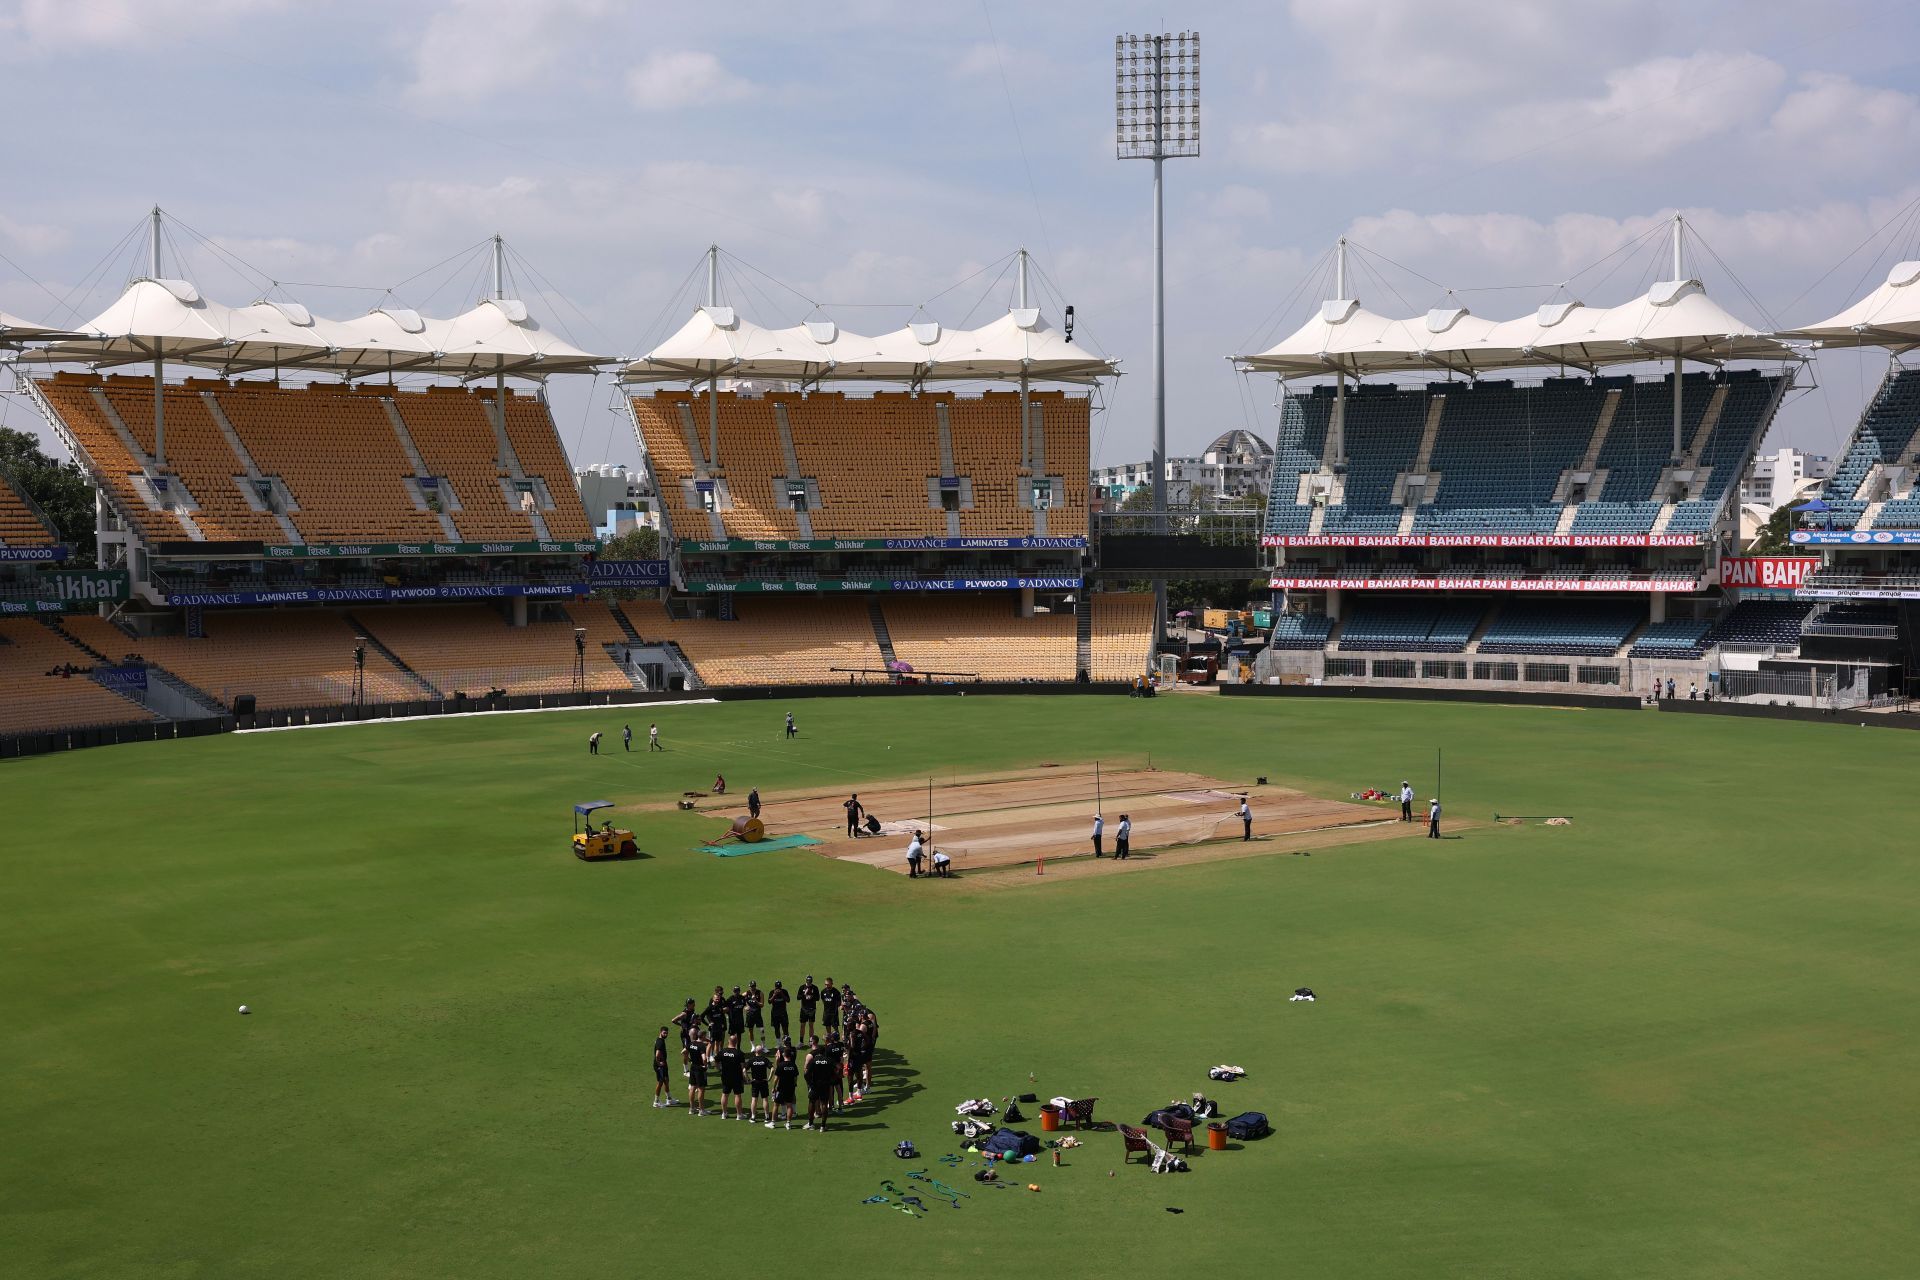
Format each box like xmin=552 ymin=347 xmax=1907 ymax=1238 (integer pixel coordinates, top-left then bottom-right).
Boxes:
xmin=1040 ymin=1105 xmax=1061 ymax=1132
xmin=1207 ymin=1124 xmax=1228 ymax=1151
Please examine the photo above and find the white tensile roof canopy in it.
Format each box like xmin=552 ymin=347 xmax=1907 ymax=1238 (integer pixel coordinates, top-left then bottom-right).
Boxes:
xmin=1236 ymin=218 xmax=1793 ymax=378
xmin=622 ymin=306 xmax=1115 ymax=385
xmin=622 ymin=247 xmax=1116 ymax=387
xmin=1787 ymin=259 xmax=1920 ymax=352
xmin=21 ymin=278 xmax=609 ymax=379
xmin=18 ymin=225 xmax=607 ymax=379
xmin=1236 ymin=279 xmax=1790 ymax=378
xmin=0 ymin=308 xmax=76 ymax=344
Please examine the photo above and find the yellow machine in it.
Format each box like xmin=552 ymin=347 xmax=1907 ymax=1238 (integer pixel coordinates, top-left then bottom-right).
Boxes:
xmin=572 ymin=801 xmax=638 ymax=861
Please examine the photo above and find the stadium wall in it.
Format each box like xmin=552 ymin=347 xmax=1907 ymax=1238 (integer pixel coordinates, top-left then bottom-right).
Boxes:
xmin=1654 ymin=699 xmax=1920 ymax=731
xmin=1220 ymin=683 xmax=1642 ymax=712
xmin=0 ymin=681 xmax=1132 ymax=760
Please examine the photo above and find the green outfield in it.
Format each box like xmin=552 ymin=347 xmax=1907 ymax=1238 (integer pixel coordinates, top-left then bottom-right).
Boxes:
xmin=5 ymin=695 xmax=1918 ymax=1278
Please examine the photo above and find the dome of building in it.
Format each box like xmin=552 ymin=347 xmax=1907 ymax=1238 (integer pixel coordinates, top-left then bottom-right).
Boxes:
xmin=1203 ymin=429 xmax=1273 ymax=465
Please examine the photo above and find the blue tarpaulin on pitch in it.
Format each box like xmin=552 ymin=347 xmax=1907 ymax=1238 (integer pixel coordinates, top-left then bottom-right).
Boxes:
xmin=702 ymin=834 xmax=821 ymax=857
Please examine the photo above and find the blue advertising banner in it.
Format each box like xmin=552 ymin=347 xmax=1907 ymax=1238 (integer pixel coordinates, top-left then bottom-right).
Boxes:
xmin=96 ymin=665 xmax=149 ymax=693
xmin=586 ymin=559 xmax=670 ymax=586
xmin=164 ymin=582 xmax=593 ymax=607
xmin=683 ymin=576 xmax=1083 ymax=594
xmin=681 ymin=536 xmax=1086 ymax=553
xmin=1790 ymin=529 xmax=1920 ymax=546
xmin=0 ymin=544 xmax=70 ymax=562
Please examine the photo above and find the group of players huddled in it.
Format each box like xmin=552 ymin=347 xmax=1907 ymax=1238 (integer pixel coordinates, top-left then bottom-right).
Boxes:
xmin=653 ymin=977 xmax=879 ymax=1131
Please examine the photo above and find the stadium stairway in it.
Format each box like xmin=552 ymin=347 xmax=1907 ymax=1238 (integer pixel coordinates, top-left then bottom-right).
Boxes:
xmin=49 ymin=616 xmax=230 ymax=716
xmin=1075 ymin=597 xmax=1093 ymax=676
xmin=33 ymin=618 xmax=161 ymax=718
xmin=868 ymin=599 xmax=899 ymax=667
xmin=341 ymin=613 xmax=444 ymax=698
xmin=605 ymin=601 xmax=644 ymax=644
xmin=1463 ymin=602 xmax=1502 ymax=654
xmin=144 ymin=665 xmax=227 ymax=717
xmin=42 ymin=616 xmax=110 ymax=664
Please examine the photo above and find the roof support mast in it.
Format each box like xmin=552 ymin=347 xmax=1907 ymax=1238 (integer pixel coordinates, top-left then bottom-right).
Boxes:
xmin=493 ymin=232 xmax=509 ymax=449
xmin=1333 ymin=236 xmax=1348 ymax=472
xmin=1018 ymin=246 xmax=1031 ymax=468
xmin=1670 ymin=212 xmax=1685 ymax=462
xmin=706 ymin=243 xmax=720 ymax=469
xmin=150 ymin=205 xmax=167 ymax=469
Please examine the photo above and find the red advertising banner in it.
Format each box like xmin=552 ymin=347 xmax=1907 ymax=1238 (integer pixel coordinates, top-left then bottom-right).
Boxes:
xmin=1268 ymin=576 xmax=1700 ymax=593
xmin=1261 ymin=533 xmax=1702 ymax=548
xmin=1718 ymin=556 xmax=1819 ymax=589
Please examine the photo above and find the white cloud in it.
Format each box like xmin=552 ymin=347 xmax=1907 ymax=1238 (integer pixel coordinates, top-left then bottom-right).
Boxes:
xmin=0 ymin=214 xmax=69 ymax=256
xmin=0 ymin=0 xmax=281 ymax=57
xmin=405 ymin=0 xmax=611 ymax=106
xmin=1232 ymin=117 xmax=1373 ymax=176
xmin=1339 ymin=191 xmax=1920 ymax=323
xmin=1770 ymin=72 xmax=1920 ymax=172
xmin=1483 ymin=51 xmax=1787 ymax=164
xmin=625 ymin=50 xmax=752 ymax=112
xmin=1287 ymin=0 xmax=1655 ymax=103
xmin=1207 ymin=185 xmax=1272 ymax=220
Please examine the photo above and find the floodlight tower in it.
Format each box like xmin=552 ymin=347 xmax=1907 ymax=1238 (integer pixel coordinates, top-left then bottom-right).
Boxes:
xmin=1117 ymin=31 xmax=1199 ymax=629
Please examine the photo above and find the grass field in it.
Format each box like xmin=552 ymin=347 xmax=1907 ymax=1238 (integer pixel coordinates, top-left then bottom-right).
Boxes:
xmin=5 ymin=694 xmax=1919 ymax=1278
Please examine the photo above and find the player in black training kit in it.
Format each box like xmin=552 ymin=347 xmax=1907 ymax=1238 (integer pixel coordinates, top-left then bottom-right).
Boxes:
xmin=803 ymin=1039 xmax=831 ymax=1131
xmin=716 ymin=1034 xmax=747 ymax=1120
xmin=772 ymin=1044 xmax=799 ymax=1129
xmin=744 ymin=981 xmax=764 ymax=1040
xmin=825 ymin=1031 xmax=847 ymax=1112
xmin=768 ymin=980 xmax=790 ymax=1040
xmin=703 ymin=988 xmax=728 ymax=1046
xmin=797 ymin=976 xmax=819 ymax=1041
xmin=670 ymin=999 xmax=696 ymax=1061
xmin=684 ymin=1034 xmax=709 ymax=1116
xmin=726 ymin=986 xmax=747 ymax=1042
xmin=821 ymin=977 xmax=842 ymax=1034
xmin=747 ymin=1041 xmax=772 ymax=1126
xmin=652 ymin=1028 xmax=676 ymax=1108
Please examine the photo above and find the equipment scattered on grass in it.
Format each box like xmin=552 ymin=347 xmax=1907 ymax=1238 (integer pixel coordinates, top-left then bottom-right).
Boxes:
xmin=237 ymin=1005 xmax=249 ymax=1015
xmin=1225 ymin=1112 xmax=1271 ymax=1141
xmin=981 ymin=1127 xmax=1042 ymax=1159
xmin=1289 ymin=987 xmax=1316 ymax=1002
xmin=572 ymin=801 xmax=637 ymax=861
xmin=1208 ymin=1064 xmax=1248 ymax=1079
xmin=894 ymin=1140 xmax=918 ymax=1159
xmin=1491 ymin=813 xmax=1574 ymax=823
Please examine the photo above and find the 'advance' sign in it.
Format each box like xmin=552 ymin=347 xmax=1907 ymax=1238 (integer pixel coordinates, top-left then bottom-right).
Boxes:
xmin=1719 ymin=556 xmax=1819 ymax=589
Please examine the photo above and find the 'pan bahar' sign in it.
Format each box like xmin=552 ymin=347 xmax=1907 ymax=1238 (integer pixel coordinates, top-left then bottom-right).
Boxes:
xmin=1718 ymin=557 xmax=1818 ymax=589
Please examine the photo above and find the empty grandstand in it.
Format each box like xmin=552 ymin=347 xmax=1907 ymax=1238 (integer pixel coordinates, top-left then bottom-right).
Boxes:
xmin=0 ymin=618 xmax=158 ymax=734
xmin=0 ymin=468 xmax=58 ymax=552
xmin=1239 ymin=223 xmax=1818 ymax=697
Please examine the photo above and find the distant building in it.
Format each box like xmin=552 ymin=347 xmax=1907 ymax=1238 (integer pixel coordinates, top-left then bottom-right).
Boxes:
xmin=1092 ymin=429 xmax=1273 ymax=505
xmin=575 ymin=464 xmax=657 ymax=539
xmin=1739 ymin=448 xmax=1831 ymax=512
xmin=1737 ymin=447 xmax=1831 ymax=542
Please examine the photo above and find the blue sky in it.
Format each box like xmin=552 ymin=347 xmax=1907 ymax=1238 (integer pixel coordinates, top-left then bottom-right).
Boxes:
xmin=4 ymin=0 xmax=1920 ymax=469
